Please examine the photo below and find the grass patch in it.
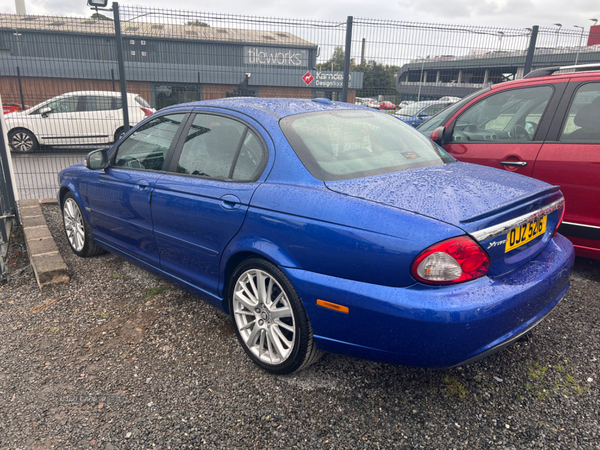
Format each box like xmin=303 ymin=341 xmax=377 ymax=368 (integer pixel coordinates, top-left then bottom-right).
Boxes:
xmin=143 ymin=285 xmax=168 ymax=298
xmin=525 ymin=360 xmax=589 ymax=399
xmin=442 ymin=376 xmax=467 ymax=399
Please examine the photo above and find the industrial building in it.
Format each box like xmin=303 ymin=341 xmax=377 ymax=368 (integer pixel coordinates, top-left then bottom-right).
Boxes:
xmin=0 ymin=13 xmax=363 ymax=109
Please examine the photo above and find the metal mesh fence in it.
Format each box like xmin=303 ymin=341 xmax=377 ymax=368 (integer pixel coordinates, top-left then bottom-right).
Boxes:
xmin=1 ymin=6 xmax=599 ymax=199
xmin=352 ymin=20 xmax=600 ymax=107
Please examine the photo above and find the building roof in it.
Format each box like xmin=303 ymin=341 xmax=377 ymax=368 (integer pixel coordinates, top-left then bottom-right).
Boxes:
xmin=0 ymin=13 xmax=316 ymax=48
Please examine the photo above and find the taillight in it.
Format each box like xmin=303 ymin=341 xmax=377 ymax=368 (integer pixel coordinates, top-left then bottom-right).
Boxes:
xmin=411 ymin=236 xmax=490 ymax=285
xmin=141 ymin=107 xmax=153 ymax=117
xmin=551 ymin=205 xmax=566 ymax=237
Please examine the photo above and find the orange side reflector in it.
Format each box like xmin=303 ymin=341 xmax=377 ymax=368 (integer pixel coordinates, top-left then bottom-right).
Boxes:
xmin=316 ymin=299 xmax=349 ymax=314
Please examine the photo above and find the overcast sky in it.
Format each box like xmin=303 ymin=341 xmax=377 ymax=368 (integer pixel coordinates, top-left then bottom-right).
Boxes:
xmin=1 ymin=0 xmax=598 ymax=30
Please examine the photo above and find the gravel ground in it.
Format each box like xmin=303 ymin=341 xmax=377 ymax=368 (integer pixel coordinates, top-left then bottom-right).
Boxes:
xmin=1 ymin=203 xmax=599 ymax=450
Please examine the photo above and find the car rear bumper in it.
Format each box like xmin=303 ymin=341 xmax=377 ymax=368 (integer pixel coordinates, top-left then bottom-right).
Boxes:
xmin=283 ymin=233 xmax=574 ymax=368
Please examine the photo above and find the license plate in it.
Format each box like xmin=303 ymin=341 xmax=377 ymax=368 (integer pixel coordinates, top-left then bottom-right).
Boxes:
xmin=505 ymin=215 xmax=547 ymax=253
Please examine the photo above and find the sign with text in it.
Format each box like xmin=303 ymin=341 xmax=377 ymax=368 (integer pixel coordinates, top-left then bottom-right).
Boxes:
xmin=302 ymin=71 xmax=352 ymax=88
xmin=244 ymin=46 xmax=309 ymax=67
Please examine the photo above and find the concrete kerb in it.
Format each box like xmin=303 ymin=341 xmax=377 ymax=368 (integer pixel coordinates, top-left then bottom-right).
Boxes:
xmin=19 ymin=199 xmax=69 ymax=289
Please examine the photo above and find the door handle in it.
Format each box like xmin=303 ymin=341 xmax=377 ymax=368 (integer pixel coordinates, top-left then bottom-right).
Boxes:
xmin=136 ymin=180 xmax=150 ymax=191
xmin=499 ymin=161 xmax=528 ymax=167
xmin=220 ymin=194 xmax=241 ymax=210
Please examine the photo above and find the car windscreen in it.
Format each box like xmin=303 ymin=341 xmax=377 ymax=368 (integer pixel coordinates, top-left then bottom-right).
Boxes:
xmin=280 ymin=110 xmax=455 ymax=181
xmin=418 ymin=88 xmax=490 ymax=134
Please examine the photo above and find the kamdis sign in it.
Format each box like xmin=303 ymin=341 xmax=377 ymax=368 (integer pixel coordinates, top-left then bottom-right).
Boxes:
xmin=244 ymin=47 xmax=309 ymax=67
xmin=302 ymin=71 xmax=352 ymax=88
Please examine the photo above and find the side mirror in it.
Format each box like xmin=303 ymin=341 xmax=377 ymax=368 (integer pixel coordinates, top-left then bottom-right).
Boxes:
xmin=39 ymin=107 xmax=52 ymax=117
xmin=85 ymin=149 xmax=109 ymax=170
xmin=429 ymin=126 xmax=446 ymax=145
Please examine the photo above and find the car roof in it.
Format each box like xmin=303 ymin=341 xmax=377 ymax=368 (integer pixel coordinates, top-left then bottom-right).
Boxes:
xmin=53 ymin=91 xmax=139 ymax=98
xmin=161 ymin=97 xmax=368 ymax=118
xmin=490 ymin=69 xmax=600 ymax=91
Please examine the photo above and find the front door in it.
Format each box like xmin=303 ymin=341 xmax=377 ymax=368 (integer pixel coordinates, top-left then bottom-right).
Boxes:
xmin=443 ymin=85 xmax=556 ymax=177
xmin=25 ymin=95 xmax=82 ymax=146
xmin=83 ymin=113 xmax=188 ymax=266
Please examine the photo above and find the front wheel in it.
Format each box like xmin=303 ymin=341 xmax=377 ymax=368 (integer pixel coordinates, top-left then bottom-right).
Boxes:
xmin=229 ymin=259 xmax=322 ymax=374
xmin=8 ymin=129 xmax=38 ymax=153
xmin=62 ymin=192 xmax=106 ymax=257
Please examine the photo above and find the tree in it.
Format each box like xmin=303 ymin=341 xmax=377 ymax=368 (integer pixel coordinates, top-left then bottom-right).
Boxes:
xmin=355 ymin=60 xmax=399 ymax=90
xmin=91 ymin=12 xmax=112 ymax=21
xmin=317 ymin=46 xmax=354 ymax=71
xmin=186 ymin=20 xmax=210 ymax=27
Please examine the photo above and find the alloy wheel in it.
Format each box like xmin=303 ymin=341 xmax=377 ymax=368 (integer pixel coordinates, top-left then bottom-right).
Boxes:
xmin=63 ymin=198 xmax=85 ymax=252
xmin=11 ymin=132 xmax=34 ymax=152
xmin=232 ymin=269 xmax=296 ymax=365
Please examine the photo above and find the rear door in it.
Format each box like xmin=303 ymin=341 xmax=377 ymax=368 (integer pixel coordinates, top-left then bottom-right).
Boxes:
xmin=443 ymin=84 xmax=563 ymax=177
xmin=532 ymin=80 xmax=600 ymax=254
xmin=151 ymin=112 xmax=268 ymax=293
xmin=78 ymin=95 xmax=122 ymax=144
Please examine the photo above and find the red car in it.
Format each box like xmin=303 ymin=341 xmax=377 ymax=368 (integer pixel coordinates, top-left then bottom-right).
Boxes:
xmin=2 ymin=104 xmax=23 ymax=114
xmin=379 ymin=101 xmax=396 ymax=110
xmin=419 ymin=64 xmax=600 ymax=260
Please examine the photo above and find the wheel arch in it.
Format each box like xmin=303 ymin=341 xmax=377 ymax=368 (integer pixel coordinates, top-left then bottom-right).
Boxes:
xmin=7 ymin=126 xmax=40 ymax=147
xmin=219 ymin=243 xmax=298 ymax=314
xmin=58 ymin=185 xmax=92 ymax=225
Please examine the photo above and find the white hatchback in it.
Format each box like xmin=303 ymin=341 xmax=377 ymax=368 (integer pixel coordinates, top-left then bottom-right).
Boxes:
xmin=5 ymin=91 xmax=155 ymax=153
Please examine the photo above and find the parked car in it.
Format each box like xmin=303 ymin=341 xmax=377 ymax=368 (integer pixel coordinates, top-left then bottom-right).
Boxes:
xmin=439 ymin=96 xmax=462 ymax=103
xmin=419 ymin=64 xmax=600 ymax=260
xmin=58 ymin=97 xmax=573 ymax=375
xmin=394 ymin=100 xmax=454 ymax=127
xmin=2 ymin=103 xmax=24 ymax=115
xmin=379 ymin=100 xmax=396 ymax=110
xmin=398 ymin=100 xmax=414 ymax=109
xmin=4 ymin=91 xmax=155 ymax=153
xmin=354 ymin=97 xmax=379 ymax=109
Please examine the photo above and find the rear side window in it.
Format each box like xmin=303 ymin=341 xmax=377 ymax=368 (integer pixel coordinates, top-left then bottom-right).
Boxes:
xmin=174 ymin=114 xmax=264 ymax=181
xmin=451 ymin=86 xmax=553 ymax=142
xmin=85 ymin=96 xmax=118 ymax=111
xmin=560 ymin=83 xmax=600 ymax=142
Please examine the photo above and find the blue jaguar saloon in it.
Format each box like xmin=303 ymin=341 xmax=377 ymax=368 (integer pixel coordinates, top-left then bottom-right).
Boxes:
xmin=58 ymin=98 xmax=574 ymax=374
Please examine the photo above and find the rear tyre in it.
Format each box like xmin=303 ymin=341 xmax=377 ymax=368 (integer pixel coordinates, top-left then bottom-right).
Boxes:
xmin=62 ymin=192 xmax=106 ymax=257
xmin=229 ymin=258 xmax=322 ymax=374
xmin=8 ymin=129 xmax=38 ymax=153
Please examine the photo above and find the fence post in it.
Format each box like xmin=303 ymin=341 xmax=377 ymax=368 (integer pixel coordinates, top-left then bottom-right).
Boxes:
xmin=16 ymin=66 xmax=25 ymax=110
xmin=113 ymin=2 xmax=130 ymax=132
xmin=523 ymin=25 xmax=539 ymax=76
xmin=342 ymin=16 xmax=353 ymax=103
xmin=0 ymin=94 xmax=20 ymax=282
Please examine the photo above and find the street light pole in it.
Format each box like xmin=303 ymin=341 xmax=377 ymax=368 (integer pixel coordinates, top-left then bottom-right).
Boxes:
xmin=498 ymin=31 xmax=505 ymax=51
xmin=553 ymin=23 xmax=562 ymax=48
xmin=574 ymin=25 xmax=585 ymax=65
xmin=417 ymin=57 xmax=425 ymax=102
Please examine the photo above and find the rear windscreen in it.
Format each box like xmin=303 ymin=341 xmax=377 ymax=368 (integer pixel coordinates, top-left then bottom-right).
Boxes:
xmin=280 ymin=110 xmax=454 ymax=181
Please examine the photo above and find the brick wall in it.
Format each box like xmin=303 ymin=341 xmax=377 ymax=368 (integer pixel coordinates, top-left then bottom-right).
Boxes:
xmin=0 ymin=77 xmax=151 ymax=108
